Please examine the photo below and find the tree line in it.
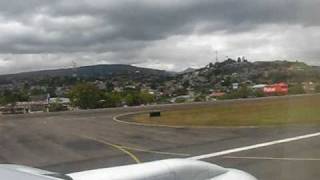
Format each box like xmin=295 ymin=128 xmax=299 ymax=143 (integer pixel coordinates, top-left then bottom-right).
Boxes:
xmin=68 ymin=83 xmax=155 ymax=109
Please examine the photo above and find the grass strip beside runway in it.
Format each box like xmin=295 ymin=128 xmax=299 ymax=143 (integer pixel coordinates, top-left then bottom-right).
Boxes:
xmin=131 ymin=94 xmax=320 ymax=126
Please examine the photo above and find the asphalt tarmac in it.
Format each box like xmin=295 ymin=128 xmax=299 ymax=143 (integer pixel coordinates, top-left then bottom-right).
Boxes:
xmin=1 ymin=100 xmax=320 ymax=180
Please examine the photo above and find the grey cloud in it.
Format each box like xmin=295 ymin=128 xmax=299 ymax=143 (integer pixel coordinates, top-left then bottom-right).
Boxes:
xmin=1 ymin=0 xmax=319 ymax=50
xmin=0 ymin=0 xmax=319 ymax=73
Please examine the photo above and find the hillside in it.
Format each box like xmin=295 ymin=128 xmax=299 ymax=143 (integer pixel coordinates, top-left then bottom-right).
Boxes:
xmin=0 ymin=64 xmax=170 ymax=83
xmin=166 ymin=60 xmax=320 ymax=94
xmin=0 ymin=60 xmax=319 ymax=93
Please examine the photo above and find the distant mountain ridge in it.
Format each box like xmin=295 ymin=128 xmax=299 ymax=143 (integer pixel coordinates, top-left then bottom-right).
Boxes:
xmin=0 ymin=64 xmax=170 ymax=82
xmin=179 ymin=68 xmax=196 ymax=74
xmin=0 ymin=61 xmax=319 ymax=86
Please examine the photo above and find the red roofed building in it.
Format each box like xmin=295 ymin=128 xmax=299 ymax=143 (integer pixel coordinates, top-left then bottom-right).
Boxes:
xmin=263 ymin=82 xmax=288 ymax=95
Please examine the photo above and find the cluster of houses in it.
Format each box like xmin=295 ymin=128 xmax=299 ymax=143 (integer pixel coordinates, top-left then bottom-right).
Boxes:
xmin=200 ymin=83 xmax=289 ymax=100
xmin=172 ymin=81 xmax=317 ymax=103
xmin=0 ymin=97 xmax=71 ymax=115
xmin=1 ymin=80 xmax=317 ymax=114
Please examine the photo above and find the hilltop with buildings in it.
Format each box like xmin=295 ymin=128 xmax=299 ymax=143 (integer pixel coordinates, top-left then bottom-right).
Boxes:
xmin=165 ymin=59 xmax=320 ymax=101
xmin=1 ymin=59 xmax=320 ymax=114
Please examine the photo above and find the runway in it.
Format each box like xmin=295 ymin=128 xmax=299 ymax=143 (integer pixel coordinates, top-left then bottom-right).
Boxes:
xmin=1 ymin=101 xmax=320 ymax=180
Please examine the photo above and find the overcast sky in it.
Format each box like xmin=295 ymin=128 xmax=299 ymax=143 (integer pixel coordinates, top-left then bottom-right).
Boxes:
xmin=0 ymin=0 xmax=319 ymax=74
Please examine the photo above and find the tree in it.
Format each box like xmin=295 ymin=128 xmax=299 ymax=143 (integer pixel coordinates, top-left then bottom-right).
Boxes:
xmin=123 ymin=91 xmax=155 ymax=106
xmin=288 ymin=84 xmax=305 ymax=95
xmin=254 ymin=90 xmax=265 ymax=97
xmin=237 ymin=86 xmax=253 ymax=98
xmin=30 ymin=88 xmax=46 ymax=96
xmin=242 ymin=56 xmax=248 ymax=62
xmin=140 ymin=92 xmax=155 ymax=104
xmin=221 ymin=85 xmax=253 ymax=99
xmin=175 ymin=97 xmax=187 ymax=103
xmin=101 ymin=92 xmax=122 ymax=108
xmin=0 ymin=90 xmax=29 ymax=105
xmin=125 ymin=93 xmax=140 ymax=106
xmin=194 ymin=95 xmax=206 ymax=102
xmin=316 ymin=84 xmax=320 ymax=93
xmin=237 ymin=57 xmax=242 ymax=63
xmin=49 ymin=102 xmax=67 ymax=112
xmin=68 ymin=83 xmax=103 ymax=109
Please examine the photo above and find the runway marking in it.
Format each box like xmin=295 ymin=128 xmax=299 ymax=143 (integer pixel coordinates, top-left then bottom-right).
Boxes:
xmin=118 ymin=145 xmax=190 ymax=157
xmin=224 ymin=156 xmax=320 ymax=161
xmin=85 ymin=134 xmax=190 ymax=157
xmin=189 ymin=132 xmax=320 ymax=160
xmin=78 ymin=135 xmax=141 ymax=164
xmin=113 ymin=112 xmax=257 ymax=129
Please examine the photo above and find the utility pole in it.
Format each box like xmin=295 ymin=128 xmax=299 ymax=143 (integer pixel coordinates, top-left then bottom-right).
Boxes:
xmin=215 ymin=50 xmax=219 ymax=63
xmin=72 ymin=61 xmax=78 ymax=78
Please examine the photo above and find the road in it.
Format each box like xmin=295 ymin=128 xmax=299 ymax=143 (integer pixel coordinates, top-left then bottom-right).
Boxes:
xmin=1 ymin=100 xmax=320 ymax=180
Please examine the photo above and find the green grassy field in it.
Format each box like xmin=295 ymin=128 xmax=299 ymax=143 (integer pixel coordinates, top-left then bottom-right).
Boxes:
xmin=132 ymin=95 xmax=320 ymax=126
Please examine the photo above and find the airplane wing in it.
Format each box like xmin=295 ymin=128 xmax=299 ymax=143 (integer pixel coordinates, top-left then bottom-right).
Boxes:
xmin=0 ymin=164 xmax=72 ymax=180
xmin=0 ymin=159 xmax=256 ymax=180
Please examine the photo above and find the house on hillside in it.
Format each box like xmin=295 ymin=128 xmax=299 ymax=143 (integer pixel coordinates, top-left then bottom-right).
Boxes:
xmin=302 ymin=82 xmax=316 ymax=93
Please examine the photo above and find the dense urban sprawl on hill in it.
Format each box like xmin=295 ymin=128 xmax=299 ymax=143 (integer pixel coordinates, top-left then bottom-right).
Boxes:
xmin=1 ymin=59 xmax=320 ymax=114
